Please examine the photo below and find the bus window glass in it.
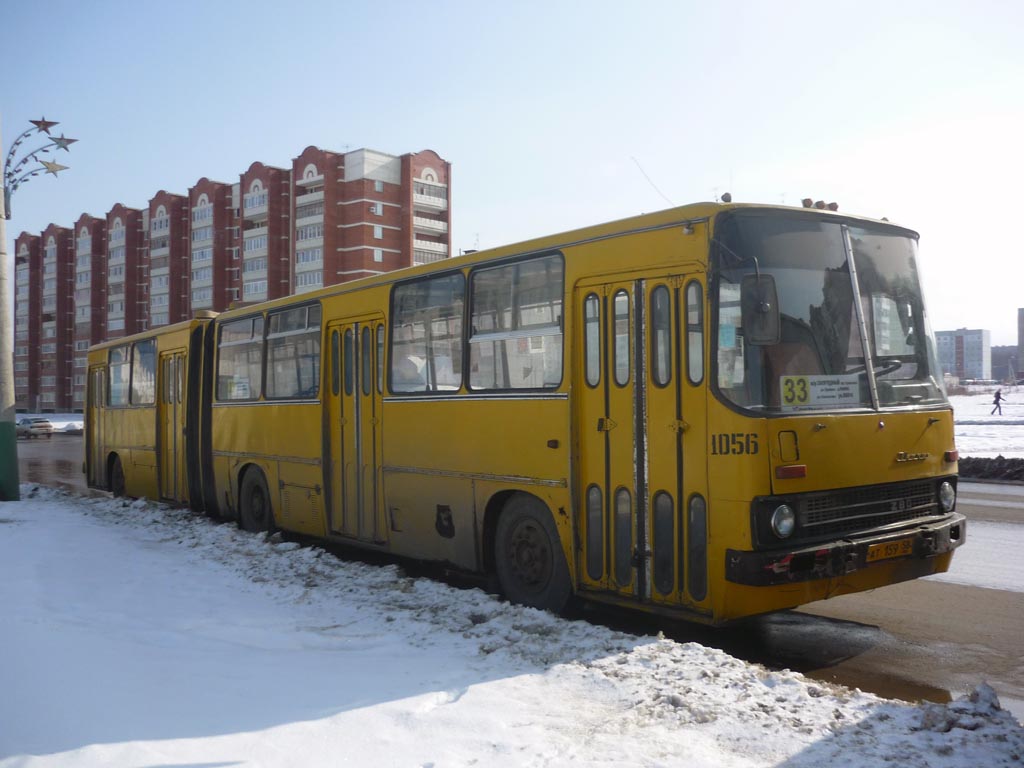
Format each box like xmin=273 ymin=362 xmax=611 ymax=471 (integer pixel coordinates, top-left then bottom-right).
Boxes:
xmin=162 ymin=357 xmax=171 ymax=404
xmin=686 ymin=281 xmax=704 ymax=384
xmin=469 ymin=254 xmax=563 ymax=390
xmin=343 ymin=329 xmax=354 ymax=396
xmin=131 ymin=339 xmax=156 ymax=405
xmin=613 ymin=290 xmax=630 ymax=386
xmin=217 ymin=317 xmax=263 ymax=401
xmin=377 ymin=325 xmax=384 ymax=393
xmin=108 ymin=345 xmax=130 ymax=406
xmin=266 ymin=305 xmax=321 ymax=399
xmin=584 ymin=294 xmax=600 ymax=387
xmin=391 ymin=273 xmax=464 ymax=392
xmin=651 ymin=285 xmax=672 ymax=386
xmin=331 ymin=330 xmax=340 ymax=396
xmin=713 ymin=213 xmax=946 ymax=411
xmin=361 ymin=326 xmax=372 ymax=395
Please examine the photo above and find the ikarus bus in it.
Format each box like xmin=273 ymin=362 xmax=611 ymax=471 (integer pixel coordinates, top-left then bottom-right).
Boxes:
xmin=85 ymin=199 xmax=964 ymax=625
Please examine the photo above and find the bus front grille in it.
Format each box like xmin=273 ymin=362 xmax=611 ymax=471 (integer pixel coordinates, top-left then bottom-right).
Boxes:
xmin=799 ymin=480 xmax=942 ymax=537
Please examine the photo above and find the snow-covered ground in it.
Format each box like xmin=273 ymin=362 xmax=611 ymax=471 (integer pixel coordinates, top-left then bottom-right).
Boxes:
xmin=951 ymin=389 xmax=1024 ymax=459
xmin=1 ymin=487 xmax=1022 ymax=767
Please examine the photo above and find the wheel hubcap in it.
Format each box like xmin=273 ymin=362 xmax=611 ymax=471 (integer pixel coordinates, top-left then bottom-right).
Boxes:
xmin=507 ymin=520 xmax=551 ymax=592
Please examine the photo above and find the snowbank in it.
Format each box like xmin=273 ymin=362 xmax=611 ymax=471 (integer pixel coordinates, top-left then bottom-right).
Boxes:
xmin=2 ymin=486 xmax=1021 ymax=767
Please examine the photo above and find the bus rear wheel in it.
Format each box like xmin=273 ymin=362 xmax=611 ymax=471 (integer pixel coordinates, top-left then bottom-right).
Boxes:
xmin=494 ymin=494 xmax=571 ymax=613
xmin=239 ymin=469 xmax=274 ymax=533
xmin=110 ymin=455 xmax=126 ymax=498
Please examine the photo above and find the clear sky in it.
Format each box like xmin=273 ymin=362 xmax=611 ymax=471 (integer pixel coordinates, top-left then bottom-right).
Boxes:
xmin=4 ymin=0 xmax=1023 ymax=344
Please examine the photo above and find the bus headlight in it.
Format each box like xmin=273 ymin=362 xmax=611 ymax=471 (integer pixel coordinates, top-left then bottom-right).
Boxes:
xmin=771 ymin=504 xmax=796 ymax=538
xmin=938 ymin=481 xmax=956 ymax=512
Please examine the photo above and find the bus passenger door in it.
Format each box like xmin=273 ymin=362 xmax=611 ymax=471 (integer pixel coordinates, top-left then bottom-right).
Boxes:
xmin=576 ymin=277 xmax=703 ymax=608
xmin=326 ymin=317 xmax=386 ymax=544
xmin=158 ymin=351 xmax=185 ymax=501
xmin=577 ymin=281 xmax=642 ymax=599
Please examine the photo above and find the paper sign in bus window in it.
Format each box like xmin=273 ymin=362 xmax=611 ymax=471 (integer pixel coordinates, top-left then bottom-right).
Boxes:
xmin=780 ymin=374 xmax=862 ymax=409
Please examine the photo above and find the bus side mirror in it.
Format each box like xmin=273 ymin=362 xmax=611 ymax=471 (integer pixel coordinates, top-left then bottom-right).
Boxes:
xmin=741 ymin=274 xmax=780 ymax=345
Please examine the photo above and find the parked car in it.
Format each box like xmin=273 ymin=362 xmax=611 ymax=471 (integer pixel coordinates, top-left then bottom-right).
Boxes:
xmin=16 ymin=417 xmax=54 ymax=439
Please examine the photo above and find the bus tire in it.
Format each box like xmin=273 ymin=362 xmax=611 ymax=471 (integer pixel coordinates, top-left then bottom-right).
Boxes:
xmin=110 ymin=455 xmax=126 ymax=498
xmin=494 ymin=494 xmax=571 ymax=613
xmin=239 ymin=469 xmax=275 ymax=534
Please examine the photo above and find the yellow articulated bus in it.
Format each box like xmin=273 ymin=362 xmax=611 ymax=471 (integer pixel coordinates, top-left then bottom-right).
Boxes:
xmin=86 ymin=201 xmax=965 ymax=624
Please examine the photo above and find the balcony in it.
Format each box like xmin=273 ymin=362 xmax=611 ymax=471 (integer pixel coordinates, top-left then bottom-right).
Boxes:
xmin=413 ymin=239 xmax=449 ymax=256
xmin=413 ymin=193 xmax=448 ymax=211
xmin=295 ymin=189 xmax=324 ymax=206
xmin=413 ymin=216 xmax=448 ymax=235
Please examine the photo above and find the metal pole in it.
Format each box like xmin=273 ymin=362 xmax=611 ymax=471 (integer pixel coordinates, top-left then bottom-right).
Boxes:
xmin=0 ymin=115 xmax=20 ymax=501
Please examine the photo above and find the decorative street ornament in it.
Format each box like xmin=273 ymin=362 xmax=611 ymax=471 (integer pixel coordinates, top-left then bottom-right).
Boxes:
xmin=40 ymin=159 xmax=69 ymax=176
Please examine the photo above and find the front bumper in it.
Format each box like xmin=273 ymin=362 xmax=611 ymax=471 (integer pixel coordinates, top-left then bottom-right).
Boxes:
xmin=725 ymin=513 xmax=966 ymax=586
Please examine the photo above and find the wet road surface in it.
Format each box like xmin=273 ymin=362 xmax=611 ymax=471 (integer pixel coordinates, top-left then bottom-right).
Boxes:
xmin=15 ymin=438 xmax=1024 ymax=722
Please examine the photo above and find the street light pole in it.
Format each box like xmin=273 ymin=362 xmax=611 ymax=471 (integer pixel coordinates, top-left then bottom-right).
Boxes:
xmin=0 ymin=115 xmax=77 ymax=501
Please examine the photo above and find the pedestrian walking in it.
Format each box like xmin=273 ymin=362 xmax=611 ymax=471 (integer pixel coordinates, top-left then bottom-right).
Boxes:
xmin=991 ymin=389 xmax=1007 ymax=415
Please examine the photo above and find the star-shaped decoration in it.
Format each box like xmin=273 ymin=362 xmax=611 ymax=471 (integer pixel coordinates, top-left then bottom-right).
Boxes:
xmin=51 ymin=134 xmax=77 ymax=151
xmin=30 ymin=117 xmax=59 ymax=134
xmin=41 ymin=159 xmax=69 ymax=176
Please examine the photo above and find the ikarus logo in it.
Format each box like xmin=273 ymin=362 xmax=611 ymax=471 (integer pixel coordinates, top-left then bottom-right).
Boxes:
xmin=895 ymin=451 xmax=929 ymax=463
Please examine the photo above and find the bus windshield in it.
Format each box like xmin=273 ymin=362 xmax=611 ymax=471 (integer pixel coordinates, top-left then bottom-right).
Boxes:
xmin=713 ymin=211 xmax=947 ymax=413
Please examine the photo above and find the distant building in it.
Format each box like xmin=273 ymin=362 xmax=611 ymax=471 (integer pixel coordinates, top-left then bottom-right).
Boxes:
xmin=936 ymin=328 xmax=991 ymax=381
xmin=13 ymin=143 xmax=451 ymax=412
xmin=991 ymin=346 xmax=1017 ymax=383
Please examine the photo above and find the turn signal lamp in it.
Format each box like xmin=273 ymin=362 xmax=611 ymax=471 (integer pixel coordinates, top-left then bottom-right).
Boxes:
xmin=944 ymin=450 xmax=959 ymax=463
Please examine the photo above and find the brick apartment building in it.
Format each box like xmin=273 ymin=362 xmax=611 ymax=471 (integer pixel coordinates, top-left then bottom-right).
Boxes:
xmin=13 ymin=145 xmax=451 ymax=412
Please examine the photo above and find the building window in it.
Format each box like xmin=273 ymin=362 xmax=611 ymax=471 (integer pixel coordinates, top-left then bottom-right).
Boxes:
xmin=192 ymin=226 xmax=213 ymax=242
xmin=373 ymin=225 xmax=383 ymax=240
xmin=296 ymin=223 xmax=323 ymax=241
xmin=192 ymin=287 xmax=213 ymax=303
xmin=370 ymin=202 xmax=383 ymax=216
xmin=374 ymin=180 xmax=384 ymax=193
xmin=242 ymin=257 xmax=267 ymax=274
xmin=243 ymin=235 xmax=267 ymax=252
xmin=296 ymin=271 xmax=323 ymax=288
xmin=243 ymin=280 xmax=267 ymax=297
xmin=192 ymin=246 xmax=213 ymax=263
xmin=296 ymin=201 xmax=324 ymax=219
xmin=296 ymin=247 xmax=322 ymax=265
xmin=373 ymin=248 xmax=383 ymax=263
xmin=192 ymin=204 xmax=213 ymax=223
xmin=192 ymin=266 xmax=213 ymax=282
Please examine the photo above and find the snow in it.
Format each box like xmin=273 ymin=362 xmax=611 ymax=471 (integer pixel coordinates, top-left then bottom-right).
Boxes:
xmin=2 ymin=486 xmax=1022 ymax=767
xmin=951 ymin=390 xmax=1024 ymax=459
xmin=927 ymin=520 xmax=1024 ymax=592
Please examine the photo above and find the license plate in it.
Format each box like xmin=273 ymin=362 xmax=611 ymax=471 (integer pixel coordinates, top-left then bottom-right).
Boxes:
xmin=866 ymin=537 xmax=914 ymax=563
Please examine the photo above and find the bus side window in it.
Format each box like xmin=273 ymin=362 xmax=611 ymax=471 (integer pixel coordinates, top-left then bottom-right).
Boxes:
xmin=686 ymin=281 xmax=704 ymax=385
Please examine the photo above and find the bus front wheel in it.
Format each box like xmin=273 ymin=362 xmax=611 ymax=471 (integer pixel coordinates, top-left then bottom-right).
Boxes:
xmin=239 ymin=469 xmax=275 ymax=534
xmin=494 ymin=494 xmax=571 ymax=613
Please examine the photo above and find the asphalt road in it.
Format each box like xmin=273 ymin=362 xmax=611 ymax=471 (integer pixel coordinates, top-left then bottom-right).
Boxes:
xmin=15 ymin=437 xmax=1024 ymax=721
